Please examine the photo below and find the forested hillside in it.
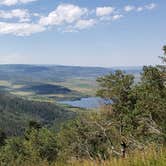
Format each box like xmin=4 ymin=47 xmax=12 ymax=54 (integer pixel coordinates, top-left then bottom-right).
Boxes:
xmin=0 ymin=93 xmax=75 ymax=136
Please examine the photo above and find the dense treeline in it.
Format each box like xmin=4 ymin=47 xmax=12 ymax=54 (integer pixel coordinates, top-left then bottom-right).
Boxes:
xmin=0 ymin=93 xmax=75 ymax=136
xmin=0 ymin=47 xmax=165 ymax=165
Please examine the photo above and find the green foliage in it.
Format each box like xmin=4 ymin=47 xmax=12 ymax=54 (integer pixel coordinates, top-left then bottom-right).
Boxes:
xmin=0 ymin=129 xmax=6 ymax=147
xmin=0 ymin=126 xmax=59 ymax=165
xmin=97 ymin=62 xmax=166 ymax=144
xmin=58 ymin=113 xmax=120 ymax=160
xmin=97 ymin=70 xmax=134 ymax=104
xmin=159 ymin=46 xmax=166 ymax=83
xmin=24 ymin=128 xmax=59 ymax=162
xmin=28 ymin=120 xmax=42 ymax=130
xmin=0 ymin=93 xmax=75 ymax=136
xmin=163 ymin=45 xmax=166 ymax=56
xmin=141 ymin=66 xmax=165 ymax=92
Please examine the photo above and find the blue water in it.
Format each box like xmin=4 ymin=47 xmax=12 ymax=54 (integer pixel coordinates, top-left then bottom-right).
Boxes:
xmin=60 ymin=97 xmax=112 ymax=109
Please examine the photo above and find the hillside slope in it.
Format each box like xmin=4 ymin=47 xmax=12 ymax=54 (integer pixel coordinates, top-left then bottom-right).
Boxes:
xmin=0 ymin=93 xmax=75 ymax=136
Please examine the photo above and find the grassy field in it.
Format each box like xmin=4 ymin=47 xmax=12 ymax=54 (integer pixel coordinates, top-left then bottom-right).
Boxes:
xmin=0 ymin=65 xmax=141 ymax=103
xmin=0 ymin=77 xmax=95 ymax=102
xmin=0 ymin=65 xmax=141 ymax=102
xmin=68 ymin=148 xmax=166 ymax=166
xmin=49 ymin=77 xmax=97 ymax=96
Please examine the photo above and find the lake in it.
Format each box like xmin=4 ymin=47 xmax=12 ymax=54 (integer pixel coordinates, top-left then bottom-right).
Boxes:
xmin=60 ymin=97 xmax=112 ymax=109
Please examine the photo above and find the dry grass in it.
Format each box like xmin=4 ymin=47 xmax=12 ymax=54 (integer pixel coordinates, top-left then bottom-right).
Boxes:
xmin=67 ymin=148 xmax=166 ymax=166
xmin=10 ymin=147 xmax=166 ymax=166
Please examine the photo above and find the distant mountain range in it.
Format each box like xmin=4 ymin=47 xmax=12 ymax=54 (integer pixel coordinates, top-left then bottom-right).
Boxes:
xmin=0 ymin=64 xmax=142 ymax=83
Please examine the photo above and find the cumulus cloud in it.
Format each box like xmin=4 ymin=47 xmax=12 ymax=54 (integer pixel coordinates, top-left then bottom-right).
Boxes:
xmin=0 ymin=22 xmax=45 ymax=36
xmin=145 ymin=3 xmax=156 ymax=10
xmin=0 ymin=0 xmax=37 ymax=6
xmin=124 ymin=5 xmax=135 ymax=12
xmin=112 ymin=14 xmax=123 ymax=21
xmin=75 ymin=19 xmax=96 ymax=30
xmin=137 ymin=7 xmax=144 ymax=12
xmin=39 ymin=4 xmax=88 ymax=26
xmin=0 ymin=9 xmax=30 ymax=22
xmin=124 ymin=3 xmax=157 ymax=12
xmin=0 ymin=2 xmax=158 ymax=36
xmin=63 ymin=19 xmax=96 ymax=32
xmin=96 ymin=6 xmax=114 ymax=16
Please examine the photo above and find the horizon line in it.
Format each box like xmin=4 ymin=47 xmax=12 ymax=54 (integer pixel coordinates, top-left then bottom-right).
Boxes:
xmin=0 ymin=63 xmax=151 ymax=69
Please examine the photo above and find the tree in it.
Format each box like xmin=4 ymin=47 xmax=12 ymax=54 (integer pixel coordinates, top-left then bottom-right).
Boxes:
xmin=0 ymin=129 xmax=6 ymax=147
xmin=163 ymin=45 xmax=166 ymax=56
xmin=29 ymin=121 xmax=42 ymax=130
xmin=0 ymin=137 xmax=24 ymax=165
xmin=97 ymin=70 xmax=134 ymax=104
xmin=96 ymin=63 xmax=166 ymax=144
xmin=0 ymin=128 xmax=59 ymax=165
xmin=158 ymin=46 xmax=166 ymax=81
xmin=97 ymin=71 xmax=135 ymax=135
xmin=58 ymin=113 xmax=121 ymax=160
xmin=141 ymin=66 xmax=165 ymax=93
xmin=24 ymin=128 xmax=59 ymax=162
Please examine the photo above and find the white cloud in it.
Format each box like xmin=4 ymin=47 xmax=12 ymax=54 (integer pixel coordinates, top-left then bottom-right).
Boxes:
xmin=75 ymin=19 xmax=96 ymax=30
xmin=96 ymin=6 xmax=114 ymax=16
xmin=63 ymin=19 xmax=96 ymax=32
xmin=99 ymin=14 xmax=123 ymax=22
xmin=124 ymin=5 xmax=135 ymax=12
xmin=0 ymin=2 xmax=158 ymax=36
xmin=0 ymin=22 xmax=45 ymax=36
xmin=0 ymin=0 xmax=37 ymax=6
xmin=0 ymin=9 xmax=30 ymax=22
xmin=137 ymin=7 xmax=144 ymax=12
xmin=145 ymin=3 xmax=156 ymax=10
xmin=124 ymin=3 xmax=156 ymax=12
xmin=33 ymin=13 xmax=40 ymax=17
xmin=39 ymin=4 xmax=88 ymax=26
xmin=112 ymin=14 xmax=123 ymax=21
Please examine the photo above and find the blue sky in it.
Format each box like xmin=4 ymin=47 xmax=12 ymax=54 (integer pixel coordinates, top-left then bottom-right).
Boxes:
xmin=0 ymin=0 xmax=165 ymax=67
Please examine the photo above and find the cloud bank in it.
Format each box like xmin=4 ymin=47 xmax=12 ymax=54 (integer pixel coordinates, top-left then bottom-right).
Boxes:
xmin=0 ymin=2 xmax=157 ymax=36
xmin=0 ymin=0 xmax=37 ymax=6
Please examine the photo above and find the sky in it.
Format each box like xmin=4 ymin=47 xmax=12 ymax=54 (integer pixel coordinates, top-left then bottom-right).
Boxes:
xmin=0 ymin=0 xmax=165 ymax=67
